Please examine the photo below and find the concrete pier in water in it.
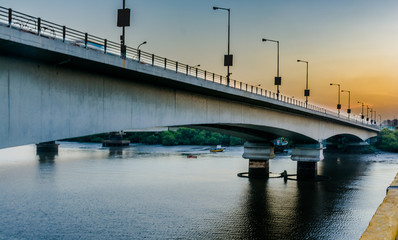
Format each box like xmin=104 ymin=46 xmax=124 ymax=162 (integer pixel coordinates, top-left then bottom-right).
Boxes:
xmin=102 ymin=132 xmax=130 ymax=147
xmin=36 ymin=141 xmax=59 ymax=153
xmin=242 ymin=142 xmax=275 ymax=178
xmin=291 ymin=143 xmax=324 ymax=180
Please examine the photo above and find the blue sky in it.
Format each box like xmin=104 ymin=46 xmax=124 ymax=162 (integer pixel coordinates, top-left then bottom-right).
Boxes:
xmin=2 ymin=0 xmax=398 ymax=118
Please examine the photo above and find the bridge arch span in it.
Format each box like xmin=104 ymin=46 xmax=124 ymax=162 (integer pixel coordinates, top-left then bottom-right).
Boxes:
xmin=170 ymin=124 xmax=318 ymax=143
xmin=325 ymin=133 xmax=364 ymax=143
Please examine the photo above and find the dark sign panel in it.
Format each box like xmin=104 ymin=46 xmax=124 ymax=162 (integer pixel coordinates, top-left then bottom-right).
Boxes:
xmin=117 ymin=8 xmax=131 ymax=27
xmin=224 ymin=54 xmax=233 ymax=66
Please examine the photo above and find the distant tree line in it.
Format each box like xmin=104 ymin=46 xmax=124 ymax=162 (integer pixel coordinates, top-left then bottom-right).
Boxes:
xmin=376 ymin=128 xmax=398 ymax=152
xmin=62 ymin=128 xmax=245 ymax=146
xmin=61 ymin=127 xmax=398 ymax=153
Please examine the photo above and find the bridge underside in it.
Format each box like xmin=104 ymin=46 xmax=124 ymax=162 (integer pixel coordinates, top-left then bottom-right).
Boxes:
xmin=0 ymin=53 xmax=377 ymax=149
xmin=187 ymin=124 xmax=320 ymax=143
xmin=0 ymin=24 xmax=378 ymax=149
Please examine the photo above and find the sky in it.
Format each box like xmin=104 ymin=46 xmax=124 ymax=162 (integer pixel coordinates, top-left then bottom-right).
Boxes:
xmin=2 ymin=0 xmax=398 ymax=120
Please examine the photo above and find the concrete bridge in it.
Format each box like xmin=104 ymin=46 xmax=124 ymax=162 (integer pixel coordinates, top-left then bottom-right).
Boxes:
xmin=0 ymin=7 xmax=379 ymax=179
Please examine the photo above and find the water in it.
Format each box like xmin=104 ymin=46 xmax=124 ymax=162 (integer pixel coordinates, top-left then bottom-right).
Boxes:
xmin=0 ymin=143 xmax=397 ymax=240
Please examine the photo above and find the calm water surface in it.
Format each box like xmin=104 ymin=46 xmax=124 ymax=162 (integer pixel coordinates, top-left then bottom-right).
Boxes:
xmin=0 ymin=143 xmax=397 ymax=239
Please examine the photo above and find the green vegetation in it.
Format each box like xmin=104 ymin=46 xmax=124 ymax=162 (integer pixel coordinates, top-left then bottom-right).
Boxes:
xmin=59 ymin=127 xmax=398 ymax=153
xmin=376 ymin=128 xmax=398 ymax=152
xmin=64 ymin=133 xmax=108 ymax=143
xmin=62 ymin=128 xmax=245 ymax=146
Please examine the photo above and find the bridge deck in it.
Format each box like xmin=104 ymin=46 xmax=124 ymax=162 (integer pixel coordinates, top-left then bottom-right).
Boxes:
xmin=0 ymin=6 xmax=380 ymax=133
xmin=0 ymin=26 xmax=378 ymax=134
xmin=0 ymin=6 xmax=380 ymax=149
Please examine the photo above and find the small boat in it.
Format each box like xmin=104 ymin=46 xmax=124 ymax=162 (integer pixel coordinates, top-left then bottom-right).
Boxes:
xmin=273 ymin=138 xmax=288 ymax=153
xmin=210 ymin=145 xmax=225 ymax=152
xmin=187 ymin=155 xmax=197 ymax=158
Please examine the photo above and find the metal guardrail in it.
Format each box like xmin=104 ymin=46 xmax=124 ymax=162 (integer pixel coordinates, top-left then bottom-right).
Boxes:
xmin=0 ymin=6 xmax=379 ymax=130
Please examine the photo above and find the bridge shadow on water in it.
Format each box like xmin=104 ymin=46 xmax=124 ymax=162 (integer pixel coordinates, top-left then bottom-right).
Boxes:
xmin=30 ymin=146 xmax=373 ymax=239
xmin=231 ymin=179 xmax=320 ymax=239
xmin=208 ymin=153 xmax=371 ymax=240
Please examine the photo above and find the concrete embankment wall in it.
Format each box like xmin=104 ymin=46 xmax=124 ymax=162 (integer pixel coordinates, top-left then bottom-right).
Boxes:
xmin=361 ymin=173 xmax=398 ymax=240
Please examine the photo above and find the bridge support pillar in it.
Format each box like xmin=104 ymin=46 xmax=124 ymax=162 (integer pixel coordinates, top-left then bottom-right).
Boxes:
xmin=36 ymin=141 xmax=59 ymax=154
xmin=291 ymin=143 xmax=324 ymax=180
xmin=242 ymin=141 xmax=275 ymax=179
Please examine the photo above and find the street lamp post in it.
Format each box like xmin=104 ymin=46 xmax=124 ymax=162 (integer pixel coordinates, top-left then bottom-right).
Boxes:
xmin=379 ymin=114 xmax=382 ymax=127
xmin=137 ymin=41 xmax=147 ymax=51
xmin=366 ymin=105 xmax=370 ymax=122
xmin=341 ymin=90 xmax=351 ymax=119
xmin=117 ymin=0 xmax=131 ymax=59
xmin=357 ymin=101 xmax=364 ymax=123
xmin=189 ymin=64 xmax=200 ymax=75
xmin=262 ymin=38 xmax=281 ymax=100
xmin=213 ymin=6 xmax=232 ymax=86
xmin=374 ymin=110 xmax=377 ymax=125
xmin=370 ymin=108 xmax=373 ymax=124
xmin=330 ymin=83 xmax=341 ymax=116
xmin=137 ymin=41 xmax=147 ymax=61
xmin=297 ymin=60 xmax=309 ymax=108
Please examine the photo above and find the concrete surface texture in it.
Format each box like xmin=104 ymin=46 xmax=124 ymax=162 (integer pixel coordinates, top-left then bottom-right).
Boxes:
xmin=361 ymin=173 xmax=398 ymax=240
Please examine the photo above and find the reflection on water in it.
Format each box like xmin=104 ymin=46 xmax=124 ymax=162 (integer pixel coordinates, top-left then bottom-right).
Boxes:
xmin=240 ymin=180 xmax=273 ymax=239
xmin=108 ymin=147 xmax=124 ymax=158
xmin=0 ymin=143 xmax=397 ymax=240
xmin=37 ymin=152 xmax=57 ymax=181
xmin=37 ymin=152 xmax=57 ymax=162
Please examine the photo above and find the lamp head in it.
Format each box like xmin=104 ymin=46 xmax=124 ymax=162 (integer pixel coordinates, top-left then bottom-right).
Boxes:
xmin=213 ymin=6 xmax=219 ymax=10
xmin=330 ymin=83 xmax=333 ymax=86
xmin=262 ymin=38 xmax=267 ymax=42
xmin=143 ymin=41 xmax=147 ymax=44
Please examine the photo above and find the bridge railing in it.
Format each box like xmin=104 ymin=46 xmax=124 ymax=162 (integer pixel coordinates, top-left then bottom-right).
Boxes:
xmin=0 ymin=6 xmax=379 ymax=130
